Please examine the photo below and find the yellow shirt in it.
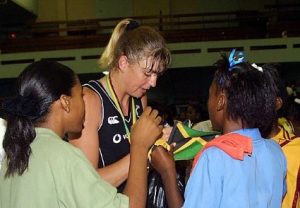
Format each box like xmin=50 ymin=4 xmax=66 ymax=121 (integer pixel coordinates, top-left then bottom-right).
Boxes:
xmin=278 ymin=117 xmax=295 ymax=135
xmin=273 ymin=126 xmax=300 ymax=208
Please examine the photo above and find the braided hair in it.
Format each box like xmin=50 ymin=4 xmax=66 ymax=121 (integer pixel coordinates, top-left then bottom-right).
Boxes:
xmin=213 ymin=50 xmax=278 ymax=137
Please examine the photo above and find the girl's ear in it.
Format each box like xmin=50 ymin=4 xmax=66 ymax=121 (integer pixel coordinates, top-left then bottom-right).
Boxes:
xmin=217 ymin=92 xmax=226 ymax=111
xmin=60 ymin=95 xmax=70 ymax=113
xmin=275 ymin=97 xmax=283 ymax=111
xmin=118 ymin=55 xmax=129 ymax=72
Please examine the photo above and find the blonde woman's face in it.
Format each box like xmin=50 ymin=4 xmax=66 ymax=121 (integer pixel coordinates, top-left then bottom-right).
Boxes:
xmin=126 ymin=58 xmax=163 ymax=98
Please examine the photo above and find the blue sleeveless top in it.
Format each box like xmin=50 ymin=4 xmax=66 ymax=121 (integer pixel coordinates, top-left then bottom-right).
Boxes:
xmin=84 ymin=80 xmax=143 ymax=192
xmin=83 ymin=80 xmax=143 ymax=168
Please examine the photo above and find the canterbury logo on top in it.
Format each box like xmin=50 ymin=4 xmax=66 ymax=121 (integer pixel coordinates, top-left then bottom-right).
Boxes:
xmin=108 ymin=116 xmax=119 ymax=125
xmin=83 ymin=80 xmax=143 ymax=169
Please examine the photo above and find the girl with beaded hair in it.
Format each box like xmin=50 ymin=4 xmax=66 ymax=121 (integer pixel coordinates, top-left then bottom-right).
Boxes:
xmin=181 ymin=49 xmax=287 ymax=207
xmin=146 ymin=50 xmax=288 ymax=208
xmin=69 ymin=18 xmax=171 ymax=192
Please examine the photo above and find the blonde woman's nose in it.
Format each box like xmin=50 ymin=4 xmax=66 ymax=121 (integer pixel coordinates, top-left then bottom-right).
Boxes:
xmin=149 ymin=74 xmax=157 ymax=87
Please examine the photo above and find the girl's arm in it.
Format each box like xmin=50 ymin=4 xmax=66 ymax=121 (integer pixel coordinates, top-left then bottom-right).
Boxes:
xmin=151 ymin=146 xmax=183 ymax=208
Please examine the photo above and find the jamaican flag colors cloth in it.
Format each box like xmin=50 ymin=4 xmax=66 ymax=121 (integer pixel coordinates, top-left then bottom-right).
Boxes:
xmin=169 ymin=122 xmax=219 ymax=160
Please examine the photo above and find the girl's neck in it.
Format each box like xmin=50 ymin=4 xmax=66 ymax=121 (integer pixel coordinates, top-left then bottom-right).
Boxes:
xmin=37 ymin=116 xmax=65 ymax=139
xmin=268 ymin=123 xmax=281 ymax=138
xmin=222 ymin=118 xmax=244 ymax=134
xmin=107 ymin=70 xmax=130 ymax=115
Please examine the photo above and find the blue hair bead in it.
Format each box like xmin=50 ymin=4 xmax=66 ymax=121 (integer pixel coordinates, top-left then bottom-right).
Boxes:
xmin=228 ymin=49 xmax=246 ymax=71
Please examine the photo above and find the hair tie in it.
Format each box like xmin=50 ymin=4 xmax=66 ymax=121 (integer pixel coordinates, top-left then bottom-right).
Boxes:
xmin=251 ymin=63 xmax=263 ymax=72
xmin=126 ymin=20 xmax=140 ymax=31
xmin=1 ymin=95 xmax=41 ymax=120
xmin=228 ymin=49 xmax=246 ymax=71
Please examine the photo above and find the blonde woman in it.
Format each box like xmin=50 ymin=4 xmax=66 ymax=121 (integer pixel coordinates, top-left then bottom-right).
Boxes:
xmin=70 ymin=18 xmax=171 ymax=192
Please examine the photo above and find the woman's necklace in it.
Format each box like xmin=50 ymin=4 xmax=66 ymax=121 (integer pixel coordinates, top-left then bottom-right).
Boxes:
xmin=105 ymin=75 xmax=136 ymax=142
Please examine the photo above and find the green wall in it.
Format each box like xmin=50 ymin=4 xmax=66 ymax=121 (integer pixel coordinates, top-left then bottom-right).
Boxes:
xmin=13 ymin=0 xmax=38 ymax=15
xmin=96 ymin=0 xmax=132 ymax=18
xmin=35 ymin=0 xmax=300 ymax=22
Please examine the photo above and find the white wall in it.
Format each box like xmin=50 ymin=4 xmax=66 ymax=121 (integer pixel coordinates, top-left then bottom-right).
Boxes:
xmin=1 ymin=37 xmax=300 ymax=78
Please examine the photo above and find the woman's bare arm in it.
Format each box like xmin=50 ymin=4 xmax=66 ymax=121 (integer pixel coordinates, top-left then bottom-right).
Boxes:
xmin=69 ymin=87 xmax=130 ymax=187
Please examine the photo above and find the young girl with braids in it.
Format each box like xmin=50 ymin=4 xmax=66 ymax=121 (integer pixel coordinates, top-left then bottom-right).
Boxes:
xmin=152 ymin=50 xmax=288 ymax=208
xmin=69 ymin=18 xmax=171 ymax=192
xmin=182 ymin=50 xmax=287 ymax=207
xmin=0 ymin=60 xmax=164 ymax=208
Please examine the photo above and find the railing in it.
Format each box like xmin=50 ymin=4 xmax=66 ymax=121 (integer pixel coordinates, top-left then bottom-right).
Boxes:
xmin=1 ymin=9 xmax=300 ymax=53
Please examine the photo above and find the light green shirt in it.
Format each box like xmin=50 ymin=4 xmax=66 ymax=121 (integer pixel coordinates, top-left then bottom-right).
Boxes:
xmin=0 ymin=128 xmax=128 ymax=208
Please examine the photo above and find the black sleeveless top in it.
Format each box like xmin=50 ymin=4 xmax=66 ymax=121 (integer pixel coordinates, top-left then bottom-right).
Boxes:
xmin=83 ymin=80 xmax=143 ymax=190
